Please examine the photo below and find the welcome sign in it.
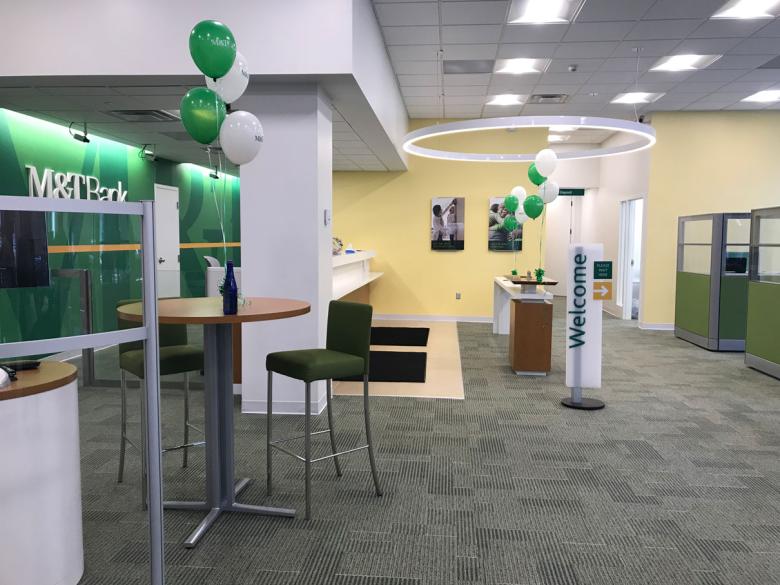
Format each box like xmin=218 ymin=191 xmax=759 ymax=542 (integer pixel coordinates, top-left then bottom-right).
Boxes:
xmin=565 ymin=243 xmax=603 ymax=391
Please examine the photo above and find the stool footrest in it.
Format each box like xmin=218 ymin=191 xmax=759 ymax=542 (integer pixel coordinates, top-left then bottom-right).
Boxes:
xmin=270 ymin=428 xmax=331 ymax=445
xmin=270 ymin=442 xmax=369 ymax=464
xmin=163 ymin=440 xmax=206 ymax=453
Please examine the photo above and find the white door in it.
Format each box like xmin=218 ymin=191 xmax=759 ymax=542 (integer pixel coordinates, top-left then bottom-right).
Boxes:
xmin=153 ymin=184 xmax=181 ymax=298
xmin=617 ymin=198 xmax=643 ymax=320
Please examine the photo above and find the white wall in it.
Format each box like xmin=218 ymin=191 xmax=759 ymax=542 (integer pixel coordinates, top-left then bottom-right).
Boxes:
xmin=239 ymin=86 xmax=333 ymax=415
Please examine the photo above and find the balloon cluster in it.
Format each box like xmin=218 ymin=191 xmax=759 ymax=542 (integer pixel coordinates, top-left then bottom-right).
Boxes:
xmin=503 ymin=148 xmax=559 ymax=230
xmin=181 ymin=20 xmax=263 ymax=166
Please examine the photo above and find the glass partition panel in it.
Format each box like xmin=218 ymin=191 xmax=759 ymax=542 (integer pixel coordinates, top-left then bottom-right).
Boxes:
xmin=684 ymin=219 xmax=713 ymax=244
xmin=758 ymin=217 xmax=780 ymax=245
xmin=726 ymin=218 xmax=751 ymax=244
xmin=757 ymin=247 xmax=780 ymax=284
xmin=725 ymin=245 xmax=750 ymax=274
xmin=682 ymin=245 xmax=712 ymax=274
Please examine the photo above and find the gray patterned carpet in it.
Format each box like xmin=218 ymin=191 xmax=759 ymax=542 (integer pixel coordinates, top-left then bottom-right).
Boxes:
xmin=75 ymin=301 xmax=780 ymax=584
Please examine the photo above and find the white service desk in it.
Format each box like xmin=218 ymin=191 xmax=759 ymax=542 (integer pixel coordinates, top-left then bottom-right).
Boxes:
xmin=493 ymin=276 xmax=554 ymax=335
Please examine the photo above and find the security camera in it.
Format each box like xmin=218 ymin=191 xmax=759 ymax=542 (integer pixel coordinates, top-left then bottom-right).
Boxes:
xmin=568 ymin=64 xmax=578 ymax=72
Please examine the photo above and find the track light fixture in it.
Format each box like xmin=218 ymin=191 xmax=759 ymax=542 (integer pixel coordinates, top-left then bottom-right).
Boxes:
xmin=69 ymin=121 xmax=90 ymax=143
xmin=139 ymin=144 xmax=157 ymax=161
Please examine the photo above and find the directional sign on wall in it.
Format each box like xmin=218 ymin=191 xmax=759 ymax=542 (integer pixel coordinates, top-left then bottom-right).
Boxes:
xmin=593 ymin=261 xmax=612 ymax=280
xmin=593 ymin=281 xmax=613 ymax=301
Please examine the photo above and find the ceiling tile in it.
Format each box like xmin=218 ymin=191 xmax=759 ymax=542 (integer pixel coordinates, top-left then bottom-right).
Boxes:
xmin=442 ymin=25 xmax=503 ymax=44
xmin=401 ymin=85 xmax=441 ymax=96
xmin=407 ymin=105 xmax=445 ymax=117
xmin=730 ymin=37 xmax=780 ymax=55
xmin=388 ymin=44 xmax=441 ymax=61
xmin=487 ymin=78 xmax=538 ymax=93
xmin=337 ymin=146 xmax=373 ymax=155
xmin=444 ymin=85 xmax=490 ymax=96
xmin=683 ymin=69 xmax=747 ymax=83
xmin=547 ymin=59 xmax=605 ymax=73
xmin=443 ymin=105 xmax=484 ymax=117
xmin=483 ymin=104 xmax=523 ymax=116
xmin=673 ymin=81 xmax=728 ymax=93
xmin=688 ymin=18 xmax=770 ymax=39
xmin=391 ymin=60 xmax=441 ymax=74
xmin=112 ymin=85 xmax=189 ymax=96
xmin=755 ymin=19 xmax=780 ymax=37
xmin=625 ymin=19 xmax=703 ymax=40
xmin=576 ymin=0 xmax=656 ymax=21
xmin=440 ymin=1 xmax=509 ymax=25
xmin=611 ymin=39 xmax=682 ymax=57
xmin=562 ymin=21 xmax=636 ymax=43
xmin=443 ymin=73 xmax=492 ymax=86
xmin=598 ymin=57 xmax=655 ymax=71
xmin=710 ymin=54 xmax=777 ymax=69
xmin=374 ymin=3 xmax=439 ymax=26
xmin=588 ymin=71 xmax=639 ymax=84
xmin=404 ymin=95 xmax=441 ymax=106
xmin=538 ymin=72 xmax=592 ymax=84
xmin=382 ymin=25 xmax=440 ymax=45
xmin=500 ymin=23 xmax=569 ymax=43
xmin=673 ymin=37 xmax=743 ymax=54
xmin=443 ymin=95 xmax=489 ymax=105
xmin=497 ymin=43 xmax=560 ymax=59
xmin=736 ymin=69 xmax=780 ymax=82
xmin=532 ymin=84 xmax=582 ymax=94
xmin=398 ymin=74 xmax=441 ymax=86
xmin=442 ymin=43 xmax=499 ymax=59
xmin=554 ymin=42 xmax=621 ymax=59
xmin=711 ymin=81 xmax=775 ymax=93
xmin=642 ymin=0 xmax=725 ymax=20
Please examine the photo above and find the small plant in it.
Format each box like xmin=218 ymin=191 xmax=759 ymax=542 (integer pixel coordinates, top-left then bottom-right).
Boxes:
xmin=534 ymin=267 xmax=545 ymax=283
xmin=511 ymin=269 xmax=518 ymax=276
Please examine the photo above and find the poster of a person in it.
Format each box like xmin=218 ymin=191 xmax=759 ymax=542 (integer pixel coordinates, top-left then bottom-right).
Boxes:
xmin=488 ymin=196 xmax=522 ymax=251
xmin=431 ymin=197 xmax=465 ymax=250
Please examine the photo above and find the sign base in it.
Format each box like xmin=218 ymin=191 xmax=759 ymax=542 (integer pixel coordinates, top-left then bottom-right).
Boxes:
xmin=561 ymin=397 xmax=605 ymax=410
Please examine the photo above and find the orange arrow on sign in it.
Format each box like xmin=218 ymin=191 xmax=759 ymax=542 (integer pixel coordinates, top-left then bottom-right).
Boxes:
xmin=593 ymin=282 xmax=613 ymax=301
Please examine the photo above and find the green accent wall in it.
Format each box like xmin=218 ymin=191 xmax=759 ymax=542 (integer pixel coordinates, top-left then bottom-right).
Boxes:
xmin=0 ymin=108 xmax=240 ymax=344
xmin=718 ymin=276 xmax=748 ymax=341
xmin=746 ymin=281 xmax=780 ymax=364
xmin=675 ymin=272 xmax=711 ymax=338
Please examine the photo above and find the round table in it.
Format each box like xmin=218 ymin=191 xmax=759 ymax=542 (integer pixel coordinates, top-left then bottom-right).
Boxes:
xmin=0 ymin=362 xmax=84 ymax=585
xmin=118 ymin=297 xmax=310 ymax=547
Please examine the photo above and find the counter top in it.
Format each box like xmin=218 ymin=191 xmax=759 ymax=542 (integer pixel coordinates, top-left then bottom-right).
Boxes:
xmin=0 ymin=361 xmax=78 ymax=401
xmin=332 ymin=250 xmax=375 ymax=267
xmin=494 ymin=276 xmax=553 ymax=301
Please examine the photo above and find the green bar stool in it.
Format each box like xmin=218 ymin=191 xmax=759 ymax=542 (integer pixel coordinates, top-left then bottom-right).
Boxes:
xmin=266 ymin=300 xmax=383 ymax=520
xmin=116 ymin=299 xmax=205 ymax=508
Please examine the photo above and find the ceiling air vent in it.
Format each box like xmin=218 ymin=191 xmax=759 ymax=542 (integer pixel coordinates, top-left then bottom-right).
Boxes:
xmin=161 ymin=131 xmax=192 ymax=142
xmin=528 ymin=94 xmax=569 ymax=104
xmin=443 ymin=60 xmax=495 ymax=74
xmin=106 ymin=109 xmax=180 ymax=122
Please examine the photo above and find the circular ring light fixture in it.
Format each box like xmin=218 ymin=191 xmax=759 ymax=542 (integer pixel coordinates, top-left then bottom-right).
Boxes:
xmin=402 ymin=116 xmax=655 ymax=162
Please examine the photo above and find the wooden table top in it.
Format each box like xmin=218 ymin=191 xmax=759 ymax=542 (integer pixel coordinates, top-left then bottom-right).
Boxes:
xmin=0 ymin=361 xmax=78 ymax=402
xmin=117 ymin=296 xmax=311 ymax=325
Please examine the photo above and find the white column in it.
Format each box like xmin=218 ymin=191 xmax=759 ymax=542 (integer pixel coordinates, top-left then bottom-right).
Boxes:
xmin=238 ymin=85 xmax=332 ymax=415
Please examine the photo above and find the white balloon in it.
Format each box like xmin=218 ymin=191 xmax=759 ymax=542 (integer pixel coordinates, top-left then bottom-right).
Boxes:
xmin=206 ymin=51 xmax=250 ymax=104
xmin=219 ymin=111 xmax=263 ymax=165
xmin=515 ymin=211 xmax=529 ymax=225
xmin=539 ymin=180 xmax=559 ymax=204
xmin=510 ymin=185 xmax=527 ymax=199
xmin=535 ymin=148 xmax=558 ymax=177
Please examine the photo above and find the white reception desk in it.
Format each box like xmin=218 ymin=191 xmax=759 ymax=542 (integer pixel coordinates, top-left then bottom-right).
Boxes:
xmin=493 ymin=276 xmax=553 ymax=335
xmin=206 ymin=250 xmax=382 ymax=300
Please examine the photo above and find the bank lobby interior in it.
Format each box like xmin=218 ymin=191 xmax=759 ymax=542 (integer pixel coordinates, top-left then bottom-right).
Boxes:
xmin=2 ymin=2 xmax=780 ymax=585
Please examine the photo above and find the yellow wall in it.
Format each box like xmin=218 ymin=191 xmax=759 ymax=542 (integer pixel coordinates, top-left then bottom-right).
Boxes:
xmin=334 ymin=120 xmax=547 ymax=317
xmin=643 ymin=111 xmax=780 ymax=325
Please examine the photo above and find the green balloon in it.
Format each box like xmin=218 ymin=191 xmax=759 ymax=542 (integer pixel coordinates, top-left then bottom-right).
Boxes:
xmin=180 ymin=87 xmax=226 ymax=144
xmin=523 ymin=194 xmax=545 ymax=219
xmin=528 ymin=163 xmax=547 ymax=186
xmin=504 ymin=195 xmax=519 ymax=213
xmin=189 ymin=20 xmax=237 ymax=79
xmin=503 ymin=215 xmax=518 ymax=232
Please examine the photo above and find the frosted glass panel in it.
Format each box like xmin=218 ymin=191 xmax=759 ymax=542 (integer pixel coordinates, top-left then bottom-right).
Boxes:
xmin=684 ymin=219 xmax=712 ymax=244
xmin=682 ymin=245 xmax=711 ymax=274
xmin=757 ymin=247 xmax=780 ymax=283
xmin=758 ymin=217 xmax=780 ymax=245
xmin=726 ymin=218 xmax=750 ymax=244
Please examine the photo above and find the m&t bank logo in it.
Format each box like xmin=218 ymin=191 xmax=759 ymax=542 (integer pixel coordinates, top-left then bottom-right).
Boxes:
xmin=26 ymin=165 xmax=128 ymax=201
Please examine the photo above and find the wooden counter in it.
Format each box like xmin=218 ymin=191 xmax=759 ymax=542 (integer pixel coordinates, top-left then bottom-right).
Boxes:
xmin=0 ymin=361 xmax=78 ymax=401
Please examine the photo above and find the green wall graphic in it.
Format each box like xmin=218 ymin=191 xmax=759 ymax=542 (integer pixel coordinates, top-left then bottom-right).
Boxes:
xmin=0 ymin=108 xmax=240 ymax=344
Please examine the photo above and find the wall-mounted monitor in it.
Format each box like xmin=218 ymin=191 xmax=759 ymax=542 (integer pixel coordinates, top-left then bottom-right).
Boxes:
xmin=0 ymin=210 xmax=50 ymax=288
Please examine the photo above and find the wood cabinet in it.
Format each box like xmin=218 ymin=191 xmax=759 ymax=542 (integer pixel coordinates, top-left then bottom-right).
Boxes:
xmin=509 ymin=299 xmax=553 ymax=375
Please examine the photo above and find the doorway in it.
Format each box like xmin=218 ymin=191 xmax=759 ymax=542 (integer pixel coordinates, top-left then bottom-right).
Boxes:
xmin=618 ymin=198 xmax=644 ymax=320
xmin=153 ymin=183 xmax=181 ymax=298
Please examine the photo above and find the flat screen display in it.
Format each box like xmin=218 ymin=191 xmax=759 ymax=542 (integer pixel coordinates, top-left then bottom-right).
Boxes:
xmin=0 ymin=210 xmax=50 ymax=288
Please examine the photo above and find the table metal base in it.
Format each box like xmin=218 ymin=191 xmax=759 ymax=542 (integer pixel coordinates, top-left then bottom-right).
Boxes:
xmin=561 ymin=397 xmax=605 ymax=410
xmin=173 ymin=323 xmax=296 ymax=547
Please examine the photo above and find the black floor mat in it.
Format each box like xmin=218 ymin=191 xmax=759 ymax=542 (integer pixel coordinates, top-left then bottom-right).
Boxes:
xmin=370 ymin=327 xmax=430 ymax=347
xmin=336 ymin=351 xmax=427 ymax=383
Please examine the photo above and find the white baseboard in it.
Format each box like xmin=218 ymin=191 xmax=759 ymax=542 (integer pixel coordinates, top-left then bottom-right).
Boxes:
xmin=638 ymin=322 xmax=674 ymax=331
xmin=242 ymin=393 xmax=327 ymax=416
xmin=374 ymin=313 xmax=492 ymax=323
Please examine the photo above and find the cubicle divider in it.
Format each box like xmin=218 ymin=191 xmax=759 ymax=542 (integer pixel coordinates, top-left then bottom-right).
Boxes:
xmin=0 ymin=196 xmax=166 ymax=585
xmin=675 ymin=212 xmax=751 ymax=351
xmin=746 ymin=206 xmax=780 ymax=379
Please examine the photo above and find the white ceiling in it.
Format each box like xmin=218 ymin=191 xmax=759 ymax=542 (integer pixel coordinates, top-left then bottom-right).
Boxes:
xmin=372 ymin=0 xmax=780 ymax=119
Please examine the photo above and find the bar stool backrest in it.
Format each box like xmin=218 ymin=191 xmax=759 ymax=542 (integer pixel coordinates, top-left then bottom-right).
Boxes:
xmin=325 ymin=300 xmax=372 ymax=375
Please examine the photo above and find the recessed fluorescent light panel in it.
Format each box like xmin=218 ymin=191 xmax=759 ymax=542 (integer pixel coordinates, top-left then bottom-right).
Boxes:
xmin=742 ymin=89 xmax=780 ymax=102
xmin=495 ymin=58 xmax=551 ymax=75
xmin=611 ymin=92 xmax=665 ymax=104
xmin=486 ymin=94 xmax=527 ymax=106
xmin=712 ymin=0 xmax=780 ymax=19
xmin=508 ymin=0 xmax=586 ymax=24
xmin=548 ymin=134 xmax=570 ymax=143
xmin=651 ymin=54 xmax=722 ymax=72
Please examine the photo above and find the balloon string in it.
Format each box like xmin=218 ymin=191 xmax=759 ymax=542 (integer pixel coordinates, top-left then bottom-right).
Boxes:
xmin=539 ymin=206 xmax=546 ymax=271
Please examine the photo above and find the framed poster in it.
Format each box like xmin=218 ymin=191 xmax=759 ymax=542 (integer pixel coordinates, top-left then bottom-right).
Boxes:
xmin=488 ymin=196 xmax=522 ymax=252
xmin=431 ymin=197 xmax=465 ymax=251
